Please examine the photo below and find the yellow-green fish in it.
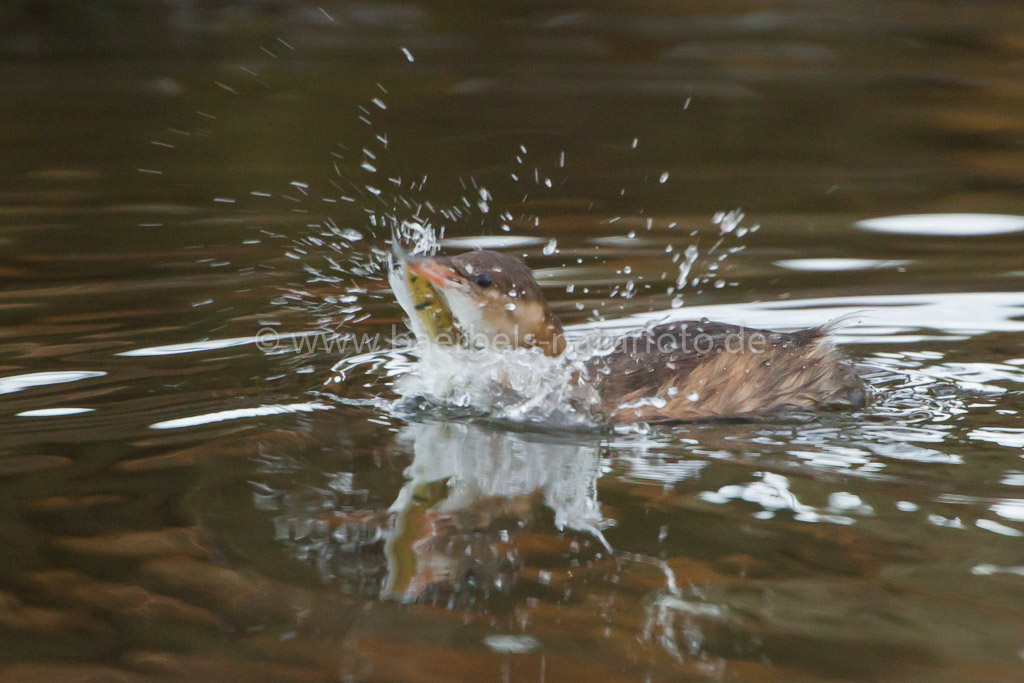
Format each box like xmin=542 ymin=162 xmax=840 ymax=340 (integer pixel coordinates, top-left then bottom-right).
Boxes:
xmin=390 ymin=242 xmax=460 ymax=346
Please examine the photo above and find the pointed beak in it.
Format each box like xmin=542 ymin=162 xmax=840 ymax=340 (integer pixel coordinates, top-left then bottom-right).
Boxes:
xmin=407 ymin=258 xmax=461 ymax=289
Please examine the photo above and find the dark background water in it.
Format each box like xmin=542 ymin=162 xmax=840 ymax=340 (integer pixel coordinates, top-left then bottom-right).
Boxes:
xmin=2 ymin=2 xmax=1024 ymax=681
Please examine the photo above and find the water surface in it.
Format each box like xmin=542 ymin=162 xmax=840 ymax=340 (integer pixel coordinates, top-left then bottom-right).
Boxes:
xmin=2 ymin=2 xmax=1024 ymax=681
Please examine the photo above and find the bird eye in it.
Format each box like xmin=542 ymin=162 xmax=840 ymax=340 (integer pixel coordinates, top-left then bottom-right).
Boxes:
xmin=475 ymin=273 xmax=492 ymax=288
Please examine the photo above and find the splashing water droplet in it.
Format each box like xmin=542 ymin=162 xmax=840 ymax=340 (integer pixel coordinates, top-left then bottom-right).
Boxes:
xmin=675 ymin=245 xmax=699 ymax=288
xmin=713 ymin=208 xmax=745 ymax=234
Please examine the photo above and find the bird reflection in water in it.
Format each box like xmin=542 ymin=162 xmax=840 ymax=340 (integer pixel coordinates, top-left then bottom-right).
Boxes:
xmin=380 ymin=421 xmax=610 ymax=603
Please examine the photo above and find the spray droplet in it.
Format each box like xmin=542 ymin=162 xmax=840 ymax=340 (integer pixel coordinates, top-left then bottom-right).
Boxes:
xmin=659 ymin=172 xmax=669 ymax=184
xmin=543 ymin=239 xmax=558 ymax=255
xmin=713 ymin=208 xmax=744 ymax=234
xmin=675 ymin=245 xmax=699 ymax=288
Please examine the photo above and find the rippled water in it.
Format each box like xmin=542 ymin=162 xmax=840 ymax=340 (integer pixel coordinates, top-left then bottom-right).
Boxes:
xmin=2 ymin=2 xmax=1024 ymax=681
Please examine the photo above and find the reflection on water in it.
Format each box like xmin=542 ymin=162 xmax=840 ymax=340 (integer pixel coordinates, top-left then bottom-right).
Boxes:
xmin=181 ymin=355 xmax=1024 ymax=680
xmin=3 ymin=0 xmax=1024 ymax=680
xmin=855 ymin=213 xmax=1024 ymax=236
xmin=0 ymin=371 xmax=108 ymax=396
xmin=263 ymin=422 xmax=609 ymax=603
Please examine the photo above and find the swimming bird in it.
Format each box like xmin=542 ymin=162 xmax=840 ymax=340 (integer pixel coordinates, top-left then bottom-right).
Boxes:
xmin=403 ymin=250 xmax=866 ymax=422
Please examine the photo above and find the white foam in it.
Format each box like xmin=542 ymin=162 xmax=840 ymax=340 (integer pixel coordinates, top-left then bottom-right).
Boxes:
xmin=395 ymin=343 xmax=602 ymax=428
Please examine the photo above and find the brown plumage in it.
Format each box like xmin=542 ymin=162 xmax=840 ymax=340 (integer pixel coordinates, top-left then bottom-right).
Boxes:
xmin=591 ymin=321 xmax=866 ymax=421
xmin=404 ymin=250 xmax=867 ymax=422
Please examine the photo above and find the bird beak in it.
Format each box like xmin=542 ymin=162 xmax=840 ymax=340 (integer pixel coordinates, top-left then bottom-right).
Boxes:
xmin=407 ymin=258 xmax=461 ymax=289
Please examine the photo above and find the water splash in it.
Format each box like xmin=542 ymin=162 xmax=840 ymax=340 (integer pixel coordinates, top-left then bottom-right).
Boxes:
xmin=393 ymin=344 xmax=603 ymax=428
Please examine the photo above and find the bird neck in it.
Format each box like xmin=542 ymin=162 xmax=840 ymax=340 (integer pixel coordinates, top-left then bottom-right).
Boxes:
xmin=531 ymin=308 xmax=566 ymax=357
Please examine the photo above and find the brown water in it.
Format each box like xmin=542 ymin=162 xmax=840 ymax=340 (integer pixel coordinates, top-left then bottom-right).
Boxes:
xmin=3 ymin=2 xmax=1024 ymax=681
